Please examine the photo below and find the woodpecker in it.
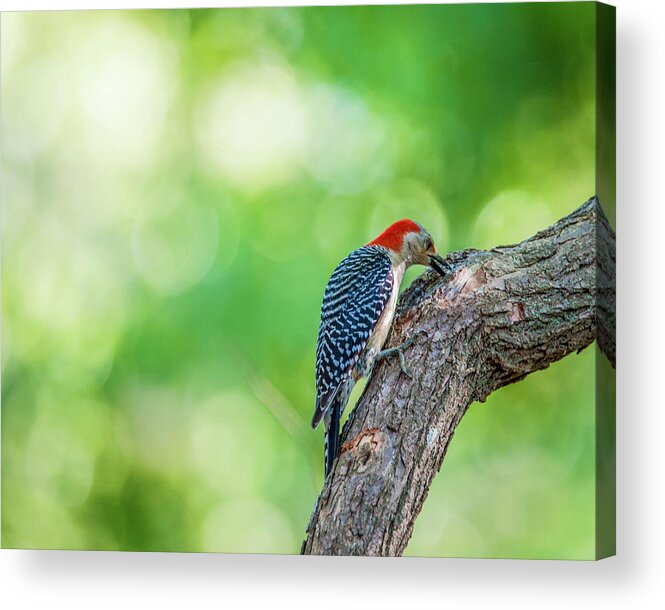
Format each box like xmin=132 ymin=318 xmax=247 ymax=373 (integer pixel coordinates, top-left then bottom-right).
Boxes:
xmin=312 ymin=219 xmax=449 ymax=477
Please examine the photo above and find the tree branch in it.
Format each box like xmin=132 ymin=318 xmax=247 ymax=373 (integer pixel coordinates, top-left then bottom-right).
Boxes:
xmin=301 ymin=196 xmax=616 ymax=556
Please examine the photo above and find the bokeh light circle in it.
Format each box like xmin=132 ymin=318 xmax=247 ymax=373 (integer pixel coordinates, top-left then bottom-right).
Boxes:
xmin=132 ymin=200 xmax=220 ymax=295
xmin=471 ymin=190 xmax=556 ymax=249
xmin=195 ymin=59 xmax=306 ymax=193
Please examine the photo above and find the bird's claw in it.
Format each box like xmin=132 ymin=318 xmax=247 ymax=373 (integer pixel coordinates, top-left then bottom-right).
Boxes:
xmin=378 ymin=330 xmax=428 ymax=378
xmin=396 ymin=350 xmax=412 ymax=378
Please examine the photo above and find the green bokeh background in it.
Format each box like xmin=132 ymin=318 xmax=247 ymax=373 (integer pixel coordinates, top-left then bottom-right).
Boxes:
xmin=2 ymin=3 xmax=599 ymax=558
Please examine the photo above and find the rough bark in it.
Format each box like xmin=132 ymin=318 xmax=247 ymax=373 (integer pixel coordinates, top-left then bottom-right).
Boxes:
xmin=301 ymin=196 xmax=616 ymax=556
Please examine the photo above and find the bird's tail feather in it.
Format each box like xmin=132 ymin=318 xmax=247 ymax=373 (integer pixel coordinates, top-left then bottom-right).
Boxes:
xmin=323 ymin=399 xmax=342 ymax=477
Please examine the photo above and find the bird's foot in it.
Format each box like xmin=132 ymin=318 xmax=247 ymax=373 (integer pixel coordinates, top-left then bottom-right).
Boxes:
xmin=377 ymin=330 xmax=428 ymax=378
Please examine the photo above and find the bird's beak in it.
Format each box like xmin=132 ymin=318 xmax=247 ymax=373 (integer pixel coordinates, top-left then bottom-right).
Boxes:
xmin=428 ymin=253 xmax=449 ymax=276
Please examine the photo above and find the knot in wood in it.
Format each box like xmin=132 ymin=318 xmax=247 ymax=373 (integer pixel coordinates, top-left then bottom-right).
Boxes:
xmin=340 ymin=428 xmax=383 ymax=473
xmin=507 ymin=301 xmax=525 ymax=321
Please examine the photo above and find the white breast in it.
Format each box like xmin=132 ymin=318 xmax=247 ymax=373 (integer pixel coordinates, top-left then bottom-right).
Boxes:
xmin=365 ymin=261 xmax=406 ymax=358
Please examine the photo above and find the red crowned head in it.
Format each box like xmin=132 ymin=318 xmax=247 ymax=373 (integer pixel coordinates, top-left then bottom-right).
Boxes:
xmin=367 ymin=219 xmax=422 ymax=252
xmin=367 ymin=219 xmax=448 ymax=275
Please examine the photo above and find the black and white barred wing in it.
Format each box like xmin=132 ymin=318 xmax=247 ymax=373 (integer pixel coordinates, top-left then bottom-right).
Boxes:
xmin=312 ymin=246 xmax=394 ymax=429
